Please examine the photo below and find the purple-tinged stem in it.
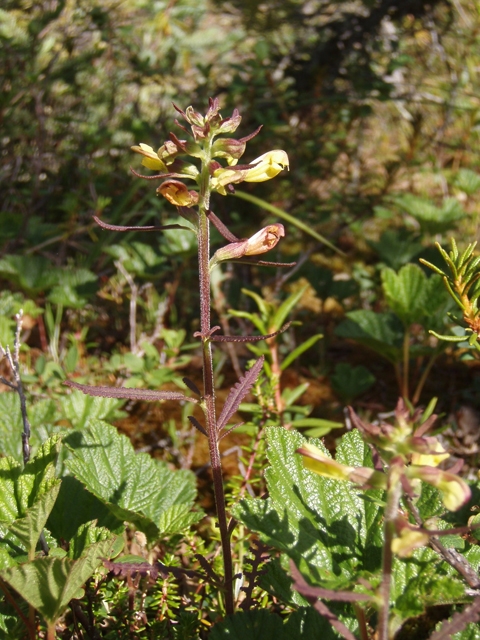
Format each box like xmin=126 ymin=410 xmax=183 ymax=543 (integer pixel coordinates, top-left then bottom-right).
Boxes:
xmin=197 ymin=150 xmax=234 ymax=615
xmin=377 ymin=465 xmax=402 ymax=640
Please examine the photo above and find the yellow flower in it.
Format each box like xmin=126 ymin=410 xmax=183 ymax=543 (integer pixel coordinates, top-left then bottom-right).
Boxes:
xmin=243 ymin=150 xmax=289 ymax=182
xmin=410 ymin=465 xmax=471 ymax=511
xmin=391 ymin=522 xmax=430 ymax=557
xmin=297 ymin=443 xmax=386 ymax=489
xmin=157 ymin=180 xmax=198 ymax=207
xmin=131 ymin=143 xmax=168 ymax=171
xmin=411 ymin=438 xmax=449 ymax=467
xmin=211 ymin=150 xmax=290 ymax=195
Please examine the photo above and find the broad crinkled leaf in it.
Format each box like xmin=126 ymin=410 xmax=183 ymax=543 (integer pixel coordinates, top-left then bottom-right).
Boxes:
xmin=47 ymin=475 xmax=124 ymax=543
xmin=0 ymin=394 xmax=23 ymax=461
xmin=335 ymin=310 xmax=403 ymax=363
xmin=284 ymin=607 xmax=339 ymax=639
xmin=8 ymin=482 xmax=61 ymax=559
xmin=65 ymin=420 xmax=200 ymax=542
xmin=0 ymin=436 xmax=60 ymax=524
xmin=0 ymin=537 xmax=116 ymax=625
xmin=259 ymin=557 xmax=309 ymax=608
xmin=393 ymin=194 xmax=464 ymax=234
xmin=60 ymin=390 xmax=125 ymax=429
xmin=156 ymin=503 xmax=203 ymax=534
xmin=209 ymin=609 xmax=284 ymax=640
xmin=67 ymin=520 xmax=122 ymax=560
xmin=0 ymin=255 xmax=58 ymax=294
xmin=209 ymin=607 xmax=336 ymax=640
xmin=234 ymin=428 xmax=472 ymax=633
xmin=381 ymin=263 xmax=429 ymax=327
xmin=233 ymin=428 xmax=384 ymax=588
xmin=390 ymin=547 xmax=466 ymax=634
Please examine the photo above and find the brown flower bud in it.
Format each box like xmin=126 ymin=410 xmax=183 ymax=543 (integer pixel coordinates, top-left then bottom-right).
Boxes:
xmin=157 ymin=180 xmax=198 ymax=207
xmin=209 ymin=224 xmax=285 ymax=269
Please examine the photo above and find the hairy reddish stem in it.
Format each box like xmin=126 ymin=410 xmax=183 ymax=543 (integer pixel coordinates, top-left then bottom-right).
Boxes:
xmin=197 ymin=159 xmax=234 ymax=614
xmin=377 ymin=465 xmax=402 ymax=640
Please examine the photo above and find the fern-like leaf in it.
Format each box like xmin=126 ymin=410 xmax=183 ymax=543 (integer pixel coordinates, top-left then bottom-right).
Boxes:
xmin=65 ymin=380 xmax=194 ymax=403
xmin=216 ymin=357 xmax=264 ymax=431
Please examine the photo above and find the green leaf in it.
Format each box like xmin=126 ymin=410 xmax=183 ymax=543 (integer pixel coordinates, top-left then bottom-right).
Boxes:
xmin=209 ymin=610 xmax=284 ymax=640
xmin=59 ymin=390 xmax=125 ymax=429
xmin=281 ymin=383 xmax=310 ymax=407
xmin=47 ymin=475 xmax=124 ymax=544
xmin=0 ymin=255 xmax=58 ymax=294
xmin=369 ymin=229 xmax=423 ymax=270
xmin=381 ymin=263 xmax=429 ymax=327
xmin=280 ymin=333 xmax=323 ymax=371
xmin=8 ymin=482 xmax=61 ymax=559
xmin=209 ymin=606 xmax=337 ymax=639
xmin=229 ymin=308 xmax=268 ymax=335
xmin=241 ymin=288 xmax=271 ymax=326
xmin=0 ymin=537 xmax=116 ymax=626
xmin=453 ymin=169 xmax=480 ymax=196
xmin=390 ymin=547 xmax=466 ymax=632
xmin=0 ymin=593 xmax=28 ymax=639
xmin=47 ymin=267 xmax=97 ymax=307
xmin=233 ymin=428 xmax=384 ymax=588
xmin=67 ymin=520 xmax=121 ymax=560
xmin=65 ymin=420 xmax=200 ymax=542
xmin=293 ymin=418 xmax=344 ymax=438
xmin=0 ymin=436 xmax=60 ymax=523
xmin=0 ymin=394 xmax=23 ymax=461
xmin=284 ymin=607 xmax=339 ymax=639
xmin=414 ymin=481 xmax=445 ymax=520
xmin=259 ymin=557 xmax=309 ymax=608
xmin=451 ymin=623 xmax=480 ymax=640
xmin=393 ymin=194 xmax=465 ymax=234
xmin=272 ymin=287 xmax=308 ymax=333
xmin=105 ymin=242 xmax=166 ymax=276
xmin=335 ymin=310 xmax=403 ymax=363
xmin=156 ymin=503 xmax=203 ymax=534
xmin=330 ymin=363 xmax=376 ymax=401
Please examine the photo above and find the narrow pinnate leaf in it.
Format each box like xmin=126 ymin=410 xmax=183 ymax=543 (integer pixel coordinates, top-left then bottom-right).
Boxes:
xmin=104 ymin=557 xmax=199 ymax=580
xmin=290 ymin=563 xmax=360 ymax=640
xmin=241 ymin=259 xmax=296 ymax=268
xmin=289 ymin=561 xmax=371 ymax=603
xmin=182 ymin=377 xmax=201 ymax=396
xmin=219 ymin=422 xmax=245 ymax=440
xmin=217 ymin=357 xmax=264 ymax=431
xmin=210 ymin=323 xmax=291 ymax=343
xmin=188 ymin=415 xmax=207 ymax=436
xmin=93 ymin=216 xmax=188 ymax=232
xmin=207 ymin=210 xmax=240 ymax=242
xmin=64 ymin=380 xmax=194 ymax=403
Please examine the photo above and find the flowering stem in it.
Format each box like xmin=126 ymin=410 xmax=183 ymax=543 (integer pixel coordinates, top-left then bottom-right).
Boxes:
xmin=377 ymin=465 xmax=402 ymax=640
xmin=402 ymin=329 xmax=410 ymax=401
xmin=197 ymin=150 xmax=235 ymax=615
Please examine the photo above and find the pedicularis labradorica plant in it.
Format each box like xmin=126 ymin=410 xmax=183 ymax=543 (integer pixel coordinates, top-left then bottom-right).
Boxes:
xmin=67 ymin=97 xmax=291 ymax=616
xmin=3 ymin=100 xmax=480 ymax=639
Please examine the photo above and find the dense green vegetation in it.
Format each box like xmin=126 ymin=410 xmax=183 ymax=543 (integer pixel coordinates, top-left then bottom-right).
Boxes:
xmin=2 ymin=1 xmax=480 ymax=638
